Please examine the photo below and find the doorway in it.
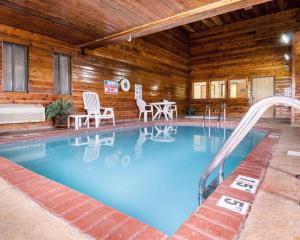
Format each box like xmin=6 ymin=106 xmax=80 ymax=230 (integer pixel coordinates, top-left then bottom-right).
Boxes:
xmin=252 ymin=76 xmax=274 ymax=118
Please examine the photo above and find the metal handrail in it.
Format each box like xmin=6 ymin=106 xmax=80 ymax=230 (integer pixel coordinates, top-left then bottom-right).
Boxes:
xmin=203 ymin=104 xmax=211 ymax=123
xmin=217 ymin=103 xmax=226 ymax=123
xmin=199 ymin=96 xmax=300 ymax=204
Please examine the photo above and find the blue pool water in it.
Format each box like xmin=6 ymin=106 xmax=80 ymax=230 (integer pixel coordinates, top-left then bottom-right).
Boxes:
xmin=0 ymin=126 xmax=265 ymax=235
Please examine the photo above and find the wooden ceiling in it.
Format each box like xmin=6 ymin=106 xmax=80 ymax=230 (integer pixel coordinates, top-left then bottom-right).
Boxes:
xmin=0 ymin=0 xmax=271 ymax=49
xmin=180 ymin=0 xmax=300 ymax=34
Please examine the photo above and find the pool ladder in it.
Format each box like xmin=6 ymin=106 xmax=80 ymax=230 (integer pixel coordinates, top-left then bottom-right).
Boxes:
xmin=198 ymin=96 xmax=300 ymax=204
xmin=202 ymin=104 xmax=211 ymax=123
xmin=203 ymin=103 xmax=226 ymax=126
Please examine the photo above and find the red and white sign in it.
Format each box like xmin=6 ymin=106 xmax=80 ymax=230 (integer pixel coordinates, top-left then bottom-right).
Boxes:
xmin=104 ymin=80 xmax=118 ymax=95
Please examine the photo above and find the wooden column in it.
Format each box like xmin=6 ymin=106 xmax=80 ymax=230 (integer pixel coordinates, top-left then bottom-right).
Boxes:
xmin=292 ymin=32 xmax=300 ymax=126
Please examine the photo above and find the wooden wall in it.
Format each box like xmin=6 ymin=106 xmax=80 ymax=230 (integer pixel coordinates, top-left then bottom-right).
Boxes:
xmin=189 ymin=9 xmax=300 ymax=119
xmin=292 ymin=31 xmax=300 ymax=125
xmin=0 ymin=24 xmax=189 ymax=130
xmin=1 ymin=8 xmax=300 ymax=131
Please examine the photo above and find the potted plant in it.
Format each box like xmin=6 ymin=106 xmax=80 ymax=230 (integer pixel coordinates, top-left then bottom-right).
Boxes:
xmin=187 ymin=106 xmax=196 ymax=116
xmin=46 ymin=98 xmax=74 ymax=128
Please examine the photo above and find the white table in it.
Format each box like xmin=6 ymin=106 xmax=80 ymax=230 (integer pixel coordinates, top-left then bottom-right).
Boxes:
xmin=68 ymin=115 xmax=89 ymax=130
xmin=150 ymin=102 xmax=176 ymax=120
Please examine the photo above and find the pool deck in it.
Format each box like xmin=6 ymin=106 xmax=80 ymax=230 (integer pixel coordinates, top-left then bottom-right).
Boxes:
xmin=240 ymin=122 xmax=300 ymax=240
xmin=0 ymin=120 xmax=299 ymax=239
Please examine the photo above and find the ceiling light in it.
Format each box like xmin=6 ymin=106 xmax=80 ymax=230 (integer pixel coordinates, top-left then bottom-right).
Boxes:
xmin=281 ymin=33 xmax=290 ymax=44
xmin=284 ymin=54 xmax=290 ymax=61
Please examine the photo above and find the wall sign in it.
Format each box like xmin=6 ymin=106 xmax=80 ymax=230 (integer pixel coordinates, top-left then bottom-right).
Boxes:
xmin=217 ymin=195 xmax=250 ymax=215
xmin=104 ymin=80 xmax=118 ymax=95
xmin=135 ymin=84 xmax=142 ymax=100
xmin=230 ymin=175 xmax=259 ymax=194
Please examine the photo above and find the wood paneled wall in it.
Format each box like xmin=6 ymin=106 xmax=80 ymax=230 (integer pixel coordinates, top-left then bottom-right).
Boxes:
xmin=189 ymin=9 xmax=300 ymax=119
xmin=0 ymin=24 xmax=189 ymax=130
xmin=1 ymin=8 xmax=300 ymax=131
xmin=292 ymin=31 xmax=300 ymax=125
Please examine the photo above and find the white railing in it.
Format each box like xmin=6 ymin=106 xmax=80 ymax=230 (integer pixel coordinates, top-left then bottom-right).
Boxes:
xmin=199 ymin=96 xmax=300 ymax=203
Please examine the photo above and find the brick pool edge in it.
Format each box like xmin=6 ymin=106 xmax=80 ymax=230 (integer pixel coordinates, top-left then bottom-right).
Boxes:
xmin=0 ymin=120 xmax=279 ymax=240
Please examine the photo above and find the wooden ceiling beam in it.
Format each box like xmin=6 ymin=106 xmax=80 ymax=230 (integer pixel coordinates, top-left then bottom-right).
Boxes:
xmin=79 ymin=0 xmax=271 ymax=49
xmin=253 ymin=5 xmax=263 ymax=17
xmin=181 ymin=24 xmax=197 ymax=33
xmin=201 ymin=18 xmax=216 ymax=28
xmin=210 ymin=16 xmax=224 ymax=26
xmin=277 ymin=0 xmax=285 ymax=11
xmin=220 ymin=13 xmax=234 ymax=24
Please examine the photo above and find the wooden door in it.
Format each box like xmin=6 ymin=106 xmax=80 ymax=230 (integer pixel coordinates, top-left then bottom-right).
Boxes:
xmin=252 ymin=77 xmax=274 ymax=118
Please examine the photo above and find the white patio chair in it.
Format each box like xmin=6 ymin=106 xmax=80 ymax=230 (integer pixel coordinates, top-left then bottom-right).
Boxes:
xmin=82 ymin=92 xmax=115 ymax=127
xmin=136 ymin=99 xmax=153 ymax=122
xmin=163 ymin=99 xmax=177 ymax=119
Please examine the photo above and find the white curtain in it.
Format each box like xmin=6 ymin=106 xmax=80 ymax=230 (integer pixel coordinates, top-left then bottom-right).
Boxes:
xmin=54 ymin=53 xmax=71 ymax=94
xmin=3 ymin=42 xmax=27 ymax=92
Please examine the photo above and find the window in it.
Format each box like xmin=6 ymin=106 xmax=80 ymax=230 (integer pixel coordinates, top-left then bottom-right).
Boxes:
xmin=3 ymin=42 xmax=28 ymax=92
xmin=54 ymin=52 xmax=71 ymax=94
xmin=230 ymin=83 xmax=238 ymax=98
xmin=229 ymin=79 xmax=247 ymax=98
xmin=193 ymin=82 xmax=207 ymax=99
xmin=210 ymin=80 xmax=225 ymax=98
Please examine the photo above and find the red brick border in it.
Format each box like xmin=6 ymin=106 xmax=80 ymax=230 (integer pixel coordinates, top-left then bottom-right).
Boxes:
xmin=0 ymin=120 xmax=279 ymax=240
xmin=173 ymin=134 xmax=278 ymax=240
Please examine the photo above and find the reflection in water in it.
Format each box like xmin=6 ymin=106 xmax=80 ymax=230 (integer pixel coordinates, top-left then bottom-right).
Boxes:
xmin=151 ymin=126 xmax=177 ymax=143
xmin=135 ymin=126 xmax=177 ymax=160
xmin=0 ymin=143 xmax=46 ymax=163
xmin=68 ymin=136 xmax=89 ymax=146
xmin=135 ymin=127 xmax=153 ymax=160
xmin=194 ymin=126 xmax=227 ymax=153
xmin=69 ymin=133 xmax=116 ymax=165
xmin=105 ymin=153 xmax=131 ymax=168
xmin=71 ymin=132 xmax=132 ymax=168
xmin=194 ymin=135 xmax=207 ymax=152
xmin=84 ymin=133 xmax=115 ymax=163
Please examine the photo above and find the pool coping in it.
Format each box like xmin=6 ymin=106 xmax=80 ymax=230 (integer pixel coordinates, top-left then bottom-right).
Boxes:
xmin=0 ymin=120 xmax=279 ymax=240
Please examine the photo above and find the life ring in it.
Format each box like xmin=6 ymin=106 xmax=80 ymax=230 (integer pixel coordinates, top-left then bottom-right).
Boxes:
xmin=120 ymin=79 xmax=130 ymax=92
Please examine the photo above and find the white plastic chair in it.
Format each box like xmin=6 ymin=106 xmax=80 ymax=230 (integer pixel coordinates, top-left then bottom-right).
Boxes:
xmin=163 ymin=99 xmax=177 ymax=119
xmin=136 ymin=99 xmax=153 ymax=122
xmin=83 ymin=92 xmax=115 ymax=127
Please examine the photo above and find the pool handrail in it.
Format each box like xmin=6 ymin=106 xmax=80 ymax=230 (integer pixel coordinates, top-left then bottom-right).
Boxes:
xmin=203 ymin=104 xmax=211 ymax=123
xmin=199 ymin=96 xmax=300 ymax=204
xmin=217 ymin=103 xmax=226 ymax=123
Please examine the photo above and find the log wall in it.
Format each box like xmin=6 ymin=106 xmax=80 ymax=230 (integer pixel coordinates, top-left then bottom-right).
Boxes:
xmin=292 ymin=31 xmax=300 ymax=125
xmin=0 ymin=24 xmax=189 ymax=130
xmin=189 ymin=9 xmax=300 ymax=120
